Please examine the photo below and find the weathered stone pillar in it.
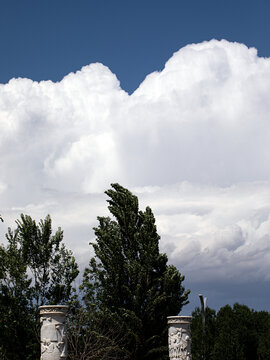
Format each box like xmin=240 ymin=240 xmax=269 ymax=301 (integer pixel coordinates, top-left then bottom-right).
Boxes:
xmin=39 ymin=305 xmax=68 ymax=360
xmin=167 ymin=316 xmax=192 ymax=360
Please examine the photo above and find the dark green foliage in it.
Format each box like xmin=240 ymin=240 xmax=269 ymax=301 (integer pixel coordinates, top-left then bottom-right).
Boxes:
xmin=255 ymin=311 xmax=270 ymax=360
xmin=82 ymin=183 xmax=190 ymax=360
xmin=14 ymin=214 xmax=79 ymax=306
xmin=213 ymin=304 xmax=257 ymax=360
xmin=0 ymin=229 xmax=35 ymax=360
xmin=0 ymin=214 xmax=79 ymax=360
xmin=192 ymin=303 xmax=270 ymax=360
xmin=191 ymin=307 xmax=216 ymax=360
xmin=213 ymin=304 xmax=245 ymax=360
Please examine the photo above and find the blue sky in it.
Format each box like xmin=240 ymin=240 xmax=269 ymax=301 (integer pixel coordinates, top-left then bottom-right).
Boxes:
xmin=1 ymin=0 xmax=270 ymax=314
xmin=1 ymin=0 xmax=270 ymax=93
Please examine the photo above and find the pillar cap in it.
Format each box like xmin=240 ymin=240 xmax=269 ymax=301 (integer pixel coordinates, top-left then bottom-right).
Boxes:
xmin=39 ymin=305 xmax=69 ymax=316
xmin=167 ymin=315 xmax=192 ymax=324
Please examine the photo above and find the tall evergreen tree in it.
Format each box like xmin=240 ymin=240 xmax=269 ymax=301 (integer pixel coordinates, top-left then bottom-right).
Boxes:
xmin=82 ymin=183 xmax=190 ymax=360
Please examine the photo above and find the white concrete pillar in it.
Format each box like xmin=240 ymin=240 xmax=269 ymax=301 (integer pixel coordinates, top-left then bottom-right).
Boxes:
xmin=167 ymin=316 xmax=192 ymax=360
xmin=39 ymin=305 xmax=68 ymax=360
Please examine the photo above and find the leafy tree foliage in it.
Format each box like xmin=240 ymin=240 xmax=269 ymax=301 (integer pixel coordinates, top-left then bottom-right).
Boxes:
xmin=0 ymin=228 xmax=34 ymax=359
xmin=0 ymin=214 xmax=79 ymax=360
xmin=14 ymin=214 xmax=79 ymax=306
xmin=191 ymin=306 xmax=216 ymax=360
xmin=82 ymin=183 xmax=190 ymax=360
xmin=213 ymin=304 xmax=258 ymax=360
xmin=192 ymin=303 xmax=270 ymax=360
xmin=254 ymin=311 xmax=270 ymax=360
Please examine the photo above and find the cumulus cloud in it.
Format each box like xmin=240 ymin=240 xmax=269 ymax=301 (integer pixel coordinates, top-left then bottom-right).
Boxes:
xmin=1 ymin=39 xmax=270 ymax=309
xmin=145 ymin=182 xmax=270 ymax=283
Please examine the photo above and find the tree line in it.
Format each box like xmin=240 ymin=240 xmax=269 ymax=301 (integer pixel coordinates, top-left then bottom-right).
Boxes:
xmin=191 ymin=303 xmax=270 ymax=360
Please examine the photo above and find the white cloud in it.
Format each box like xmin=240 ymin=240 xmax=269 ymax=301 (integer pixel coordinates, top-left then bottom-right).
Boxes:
xmin=147 ymin=182 xmax=270 ymax=283
xmin=1 ymin=39 xmax=270 ymax=305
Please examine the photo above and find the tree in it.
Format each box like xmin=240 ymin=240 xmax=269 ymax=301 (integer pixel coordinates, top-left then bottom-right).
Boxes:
xmin=212 ymin=304 xmax=257 ymax=360
xmin=191 ymin=303 xmax=270 ymax=360
xmin=0 ymin=227 xmax=35 ymax=360
xmin=14 ymin=214 xmax=79 ymax=306
xmin=0 ymin=214 xmax=79 ymax=359
xmin=255 ymin=311 xmax=270 ymax=360
xmin=82 ymin=183 xmax=190 ymax=360
xmin=191 ymin=306 xmax=216 ymax=360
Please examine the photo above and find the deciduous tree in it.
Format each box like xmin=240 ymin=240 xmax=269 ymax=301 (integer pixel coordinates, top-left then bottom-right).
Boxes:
xmin=0 ymin=214 xmax=79 ymax=359
xmin=82 ymin=183 xmax=190 ymax=360
xmin=191 ymin=306 xmax=216 ymax=360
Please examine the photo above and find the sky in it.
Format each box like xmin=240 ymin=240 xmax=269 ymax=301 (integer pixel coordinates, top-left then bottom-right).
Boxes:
xmin=1 ymin=0 xmax=270 ymax=314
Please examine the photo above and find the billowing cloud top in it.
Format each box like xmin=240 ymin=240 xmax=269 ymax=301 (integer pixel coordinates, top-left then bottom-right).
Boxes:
xmin=1 ymin=40 xmax=270 ymax=305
